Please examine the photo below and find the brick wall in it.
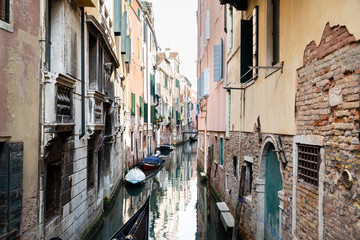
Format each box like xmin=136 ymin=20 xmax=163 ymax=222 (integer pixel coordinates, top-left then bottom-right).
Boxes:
xmin=220 ymin=131 xmax=294 ymax=240
xmin=296 ymin=23 xmax=360 ymax=240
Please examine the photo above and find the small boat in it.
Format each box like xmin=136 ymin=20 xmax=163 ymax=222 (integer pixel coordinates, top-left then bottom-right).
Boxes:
xmin=125 ymin=167 xmax=146 ymax=185
xmin=110 ymin=197 xmax=150 ymax=240
xmin=139 ymin=155 xmax=164 ymax=170
xmin=158 ymin=144 xmax=174 ymax=155
xmin=189 ymin=135 xmax=197 ymax=142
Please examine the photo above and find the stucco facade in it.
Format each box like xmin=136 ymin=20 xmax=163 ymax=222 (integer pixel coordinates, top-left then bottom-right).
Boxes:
xmin=221 ymin=0 xmax=360 ymax=239
xmin=0 ymin=0 xmax=41 ymax=238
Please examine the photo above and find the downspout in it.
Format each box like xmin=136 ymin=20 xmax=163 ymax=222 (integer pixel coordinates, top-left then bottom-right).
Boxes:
xmin=79 ymin=7 xmax=85 ymax=139
xmin=38 ymin=0 xmax=50 ymax=238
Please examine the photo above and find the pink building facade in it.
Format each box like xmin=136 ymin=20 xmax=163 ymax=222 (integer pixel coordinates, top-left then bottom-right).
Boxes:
xmin=197 ymin=0 xmax=228 ymax=192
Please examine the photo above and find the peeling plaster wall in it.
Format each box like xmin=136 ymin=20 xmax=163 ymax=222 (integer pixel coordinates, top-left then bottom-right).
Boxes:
xmin=0 ymin=0 xmax=41 ymax=238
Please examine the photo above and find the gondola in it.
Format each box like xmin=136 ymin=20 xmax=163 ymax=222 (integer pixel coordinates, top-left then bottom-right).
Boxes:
xmin=109 ymin=197 xmax=150 ymax=240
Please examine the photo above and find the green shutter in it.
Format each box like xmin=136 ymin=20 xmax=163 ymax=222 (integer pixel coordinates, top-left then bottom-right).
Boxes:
xmin=151 ymin=106 xmax=155 ymax=123
xmin=121 ymin=11 xmax=128 ymax=54
xmin=125 ymin=35 xmax=131 ymax=63
xmin=114 ymin=0 xmax=122 ymax=35
xmin=139 ymin=96 xmax=143 ymax=117
xmin=131 ymin=93 xmax=135 ymax=116
xmin=144 ymin=103 xmax=148 ymax=123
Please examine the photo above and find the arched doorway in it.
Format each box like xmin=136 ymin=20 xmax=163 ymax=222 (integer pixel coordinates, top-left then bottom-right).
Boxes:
xmin=257 ymin=136 xmax=283 ymax=240
xmin=264 ymin=144 xmax=282 ymax=240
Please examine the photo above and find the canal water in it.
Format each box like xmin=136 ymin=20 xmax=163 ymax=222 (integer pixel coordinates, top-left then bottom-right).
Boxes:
xmin=92 ymin=141 xmax=232 ymax=240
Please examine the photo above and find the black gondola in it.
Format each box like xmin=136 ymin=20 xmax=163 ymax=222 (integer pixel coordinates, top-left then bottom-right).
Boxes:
xmin=109 ymin=197 xmax=150 ymax=240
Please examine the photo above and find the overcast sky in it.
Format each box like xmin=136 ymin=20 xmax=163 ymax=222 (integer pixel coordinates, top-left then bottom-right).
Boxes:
xmin=150 ymin=0 xmax=198 ymax=89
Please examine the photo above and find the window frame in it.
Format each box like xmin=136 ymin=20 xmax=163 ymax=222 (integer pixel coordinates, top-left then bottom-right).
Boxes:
xmin=0 ymin=0 xmax=13 ymax=32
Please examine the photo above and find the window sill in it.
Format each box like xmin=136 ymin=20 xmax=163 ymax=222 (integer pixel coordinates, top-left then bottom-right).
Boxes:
xmin=0 ymin=21 xmax=13 ymax=33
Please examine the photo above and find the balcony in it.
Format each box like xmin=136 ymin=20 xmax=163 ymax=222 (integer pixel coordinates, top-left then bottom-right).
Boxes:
xmin=87 ymin=90 xmax=105 ymax=135
xmin=43 ymin=73 xmax=76 ymax=146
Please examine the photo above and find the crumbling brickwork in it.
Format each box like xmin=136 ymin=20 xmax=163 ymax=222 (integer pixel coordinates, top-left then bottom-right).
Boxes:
xmin=296 ymin=23 xmax=360 ymax=240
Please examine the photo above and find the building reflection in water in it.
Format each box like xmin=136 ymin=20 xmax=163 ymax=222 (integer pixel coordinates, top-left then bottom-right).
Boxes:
xmin=93 ymin=142 xmax=231 ymax=240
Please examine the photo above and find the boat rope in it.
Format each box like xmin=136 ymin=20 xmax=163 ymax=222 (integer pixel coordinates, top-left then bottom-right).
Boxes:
xmin=237 ymin=198 xmax=282 ymax=240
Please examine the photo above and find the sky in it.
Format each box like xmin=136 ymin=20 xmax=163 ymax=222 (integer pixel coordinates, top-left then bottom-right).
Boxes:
xmin=150 ymin=0 xmax=198 ymax=89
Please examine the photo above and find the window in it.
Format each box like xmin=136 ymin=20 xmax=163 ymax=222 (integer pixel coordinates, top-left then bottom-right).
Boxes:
xmin=144 ymin=103 xmax=148 ymax=122
xmin=245 ymin=161 xmax=253 ymax=196
xmin=227 ymin=6 xmax=233 ymax=50
xmin=131 ymin=93 xmax=135 ymax=116
xmin=233 ymin=156 xmax=237 ymax=177
xmin=240 ymin=7 xmax=258 ymax=83
xmin=298 ymin=144 xmax=320 ymax=186
xmin=139 ymin=96 xmax=143 ymax=117
xmin=219 ymin=138 xmax=224 ymax=165
xmin=87 ymin=136 xmax=96 ymax=190
xmin=272 ymin=0 xmax=280 ymax=65
xmin=214 ymin=38 xmax=224 ymax=82
xmin=137 ymin=8 xmax=140 ymax=18
xmin=46 ymin=161 xmax=62 ymax=221
xmin=0 ymin=0 xmax=10 ymax=23
xmin=164 ymin=75 xmax=168 ymax=89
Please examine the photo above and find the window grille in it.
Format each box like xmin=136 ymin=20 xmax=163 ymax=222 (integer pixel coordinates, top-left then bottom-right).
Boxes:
xmin=298 ymin=144 xmax=320 ymax=186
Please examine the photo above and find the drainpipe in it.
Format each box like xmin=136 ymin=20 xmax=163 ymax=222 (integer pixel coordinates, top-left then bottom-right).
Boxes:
xmin=79 ymin=7 xmax=85 ymax=139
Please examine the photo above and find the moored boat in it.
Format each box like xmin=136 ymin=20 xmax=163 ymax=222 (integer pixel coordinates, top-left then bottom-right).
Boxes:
xmin=158 ymin=144 xmax=174 ymax=155
xmin=125 ymin=167 xmax=146 ymax=185
xmin=139 ymin=155 xmax=164 ymax=170
xmin=109 ymin=196 xmax=150 ymax=240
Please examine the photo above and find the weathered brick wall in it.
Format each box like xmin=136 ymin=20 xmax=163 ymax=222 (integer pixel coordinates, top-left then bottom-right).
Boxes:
xmin=296 ymin=23 xmax=360 ymax=239
xmin=296 ymin=183 xmax=319 ymax=239
xmin=222 ymin=131 xmax=293 ymax=240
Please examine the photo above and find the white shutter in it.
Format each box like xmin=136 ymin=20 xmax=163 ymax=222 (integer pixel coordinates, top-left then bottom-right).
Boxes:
xmin=205 ymin=10 xmax=210 ymax=41
xmin=204 ymin=68 xmax=209 ymax=95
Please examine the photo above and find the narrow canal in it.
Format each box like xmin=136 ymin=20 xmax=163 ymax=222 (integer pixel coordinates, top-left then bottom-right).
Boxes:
xmin=92 ymin=141 xmax=232 ymax=240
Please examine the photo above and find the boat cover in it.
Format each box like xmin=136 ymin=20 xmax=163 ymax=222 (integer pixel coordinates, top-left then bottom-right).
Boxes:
xmin=125 ymin=167 xmax=146 ymax=184
xmin=140 ymin=155 xmax=163 ymax=165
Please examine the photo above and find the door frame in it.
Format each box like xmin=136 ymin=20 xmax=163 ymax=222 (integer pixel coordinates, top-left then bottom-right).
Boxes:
xmin=256 ymin=135 xmax=284 ymax=240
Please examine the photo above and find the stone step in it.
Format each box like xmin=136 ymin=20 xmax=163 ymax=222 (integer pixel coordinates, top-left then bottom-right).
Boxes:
xmin=220 ymin=211 xmax=235 ymax=232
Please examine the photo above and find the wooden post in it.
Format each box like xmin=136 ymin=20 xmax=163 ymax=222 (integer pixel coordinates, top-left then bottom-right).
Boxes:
xmin=233 ymin=165 xmax=246 ymax=239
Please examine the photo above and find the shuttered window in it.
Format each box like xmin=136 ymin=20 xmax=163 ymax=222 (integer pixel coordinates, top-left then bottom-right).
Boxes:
xmin=0 ymin=142 xmax=23 ymax=238
xmin=214 ymin=38 xmax=224 ymax=82
xmin=121 ymin=11 xmax=128 ymax=54
xmin=144 ymin=103 xmax=148 ymax=123
xmin=131 ymin=93 xmax=135 ymax=116
xmin=164 ymin=75 xmax=168 ymax=89
xmin=114 ymin=0 xmax=122 ymax=35
xmin=205 ymin=10 xmax=210 ymax=41
xmin=204 ymin=68 xmax=209 ymax=95
xmin=139 ymin=96 xmax=143 ymax=117
xmin=125 ymin=35 xmax=131 ymax=63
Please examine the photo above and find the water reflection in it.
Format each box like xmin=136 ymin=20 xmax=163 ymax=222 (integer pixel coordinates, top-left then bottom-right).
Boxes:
xmin=93 ymin=142 xmax=230 ymax=240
